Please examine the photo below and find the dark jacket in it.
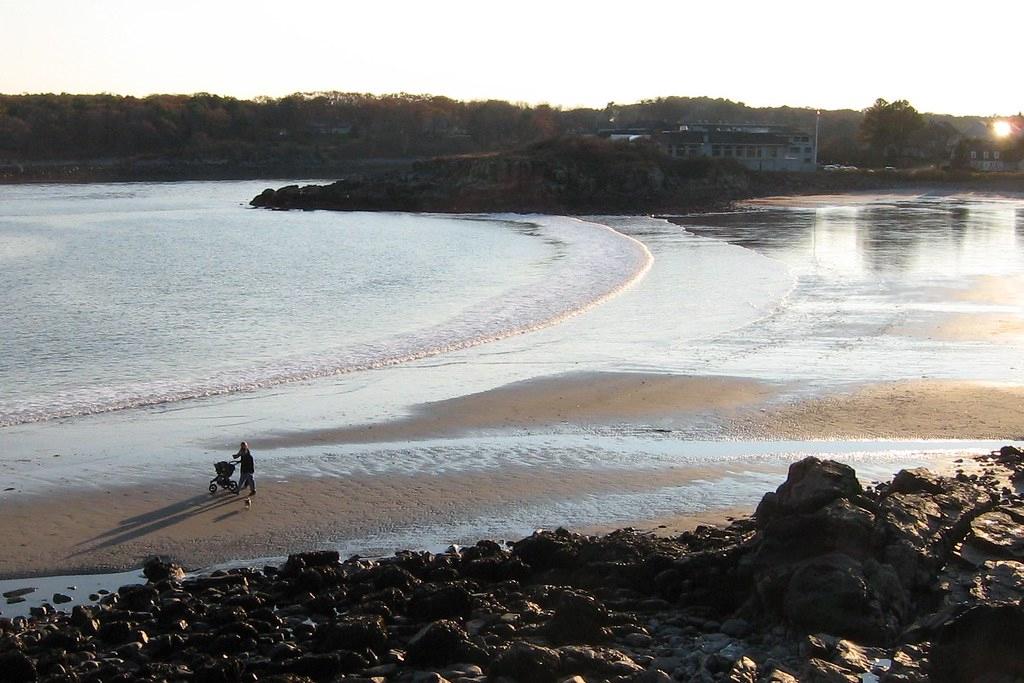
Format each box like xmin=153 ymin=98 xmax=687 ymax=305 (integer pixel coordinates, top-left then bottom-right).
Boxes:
xmin=234 ymin=448 xmax=254 ymax=474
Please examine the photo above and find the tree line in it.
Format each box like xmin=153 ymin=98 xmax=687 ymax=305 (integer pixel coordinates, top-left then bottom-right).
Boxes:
xmin=0 ymin=91 xmax=1004 ymax=168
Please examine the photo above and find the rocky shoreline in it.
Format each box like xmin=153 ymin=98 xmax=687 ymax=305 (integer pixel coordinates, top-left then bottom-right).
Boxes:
xmin=247 ymin=138 xmax=1024 ymax=215
xmin=246 ymin=138 xmax=874 ymax=215
xmin=3 ymin=449 xmax=1024 ymax=683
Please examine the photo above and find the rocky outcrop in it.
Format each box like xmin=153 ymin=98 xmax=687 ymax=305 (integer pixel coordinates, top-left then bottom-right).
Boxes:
xmin=2 ymin=449 xmax=1023 ymax=681
xmin=250 ymin=137 xmax=755 ymax=215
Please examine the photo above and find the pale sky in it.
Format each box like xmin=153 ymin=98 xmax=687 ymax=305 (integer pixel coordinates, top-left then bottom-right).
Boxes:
xmin=1 ymin=0 xmax=1020 ymax=117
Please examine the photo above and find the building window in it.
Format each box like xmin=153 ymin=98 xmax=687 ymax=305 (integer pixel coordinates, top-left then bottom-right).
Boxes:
xmin=769 ymin=149 xmax=778 ymax=158
xmin=994 ymin=151 xmax=1001 ymax=160
xmin=712 ymin=146 xmax=721 ymax=157
xmin=724 ymin=147 xmax=733 ymax=157
xmin=970 ymin=151 xmax=977 ymax=159
xmin=790 ymin=146 xmax=800 ymax=154
xmin=983 ymin=151 xmax=990 ymax=160
xmin=804 ymin=147 xmax=812 ymax=154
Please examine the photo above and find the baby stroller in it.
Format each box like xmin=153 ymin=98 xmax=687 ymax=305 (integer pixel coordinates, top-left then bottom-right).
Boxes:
xmin=209 ymin=460 xmax=239 ymax=494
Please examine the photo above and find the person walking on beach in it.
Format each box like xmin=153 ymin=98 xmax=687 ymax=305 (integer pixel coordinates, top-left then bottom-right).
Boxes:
xmin=232 ymin=441 xmax=256 ymax=497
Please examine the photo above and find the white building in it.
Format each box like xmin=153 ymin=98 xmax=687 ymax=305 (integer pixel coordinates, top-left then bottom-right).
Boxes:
xmin=659 ymin=123 xmax=816 ymax=172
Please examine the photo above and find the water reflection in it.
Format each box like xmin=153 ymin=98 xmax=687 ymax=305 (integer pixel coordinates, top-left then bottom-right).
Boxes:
xmin=674 ymin=199 xmax=1024 ymax=279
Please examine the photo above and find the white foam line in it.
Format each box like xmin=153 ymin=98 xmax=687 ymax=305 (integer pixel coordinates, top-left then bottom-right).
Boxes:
xmin=2 ymin=215 xmax=653 ymax=428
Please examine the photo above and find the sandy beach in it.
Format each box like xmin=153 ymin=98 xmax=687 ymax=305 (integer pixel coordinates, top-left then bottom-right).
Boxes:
xmin=3 ymin=190 xmax=1023 ymax=583
xmin=2 ymin=372 xmax=1020 ymax=578
xmin=256 ymin=373 xmax=778 ymax=447
xmin=0 ymin=446 xmax=757 ymax=578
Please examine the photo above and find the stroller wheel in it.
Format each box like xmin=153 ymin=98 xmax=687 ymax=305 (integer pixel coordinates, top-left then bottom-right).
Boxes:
xmin=228 ymin=481 xmax=239 ymax=494
xmin=209 ymin=482 xmax=218 ymax=494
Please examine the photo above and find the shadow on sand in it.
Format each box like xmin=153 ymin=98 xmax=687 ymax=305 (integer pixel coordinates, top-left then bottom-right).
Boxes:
xmin=73 ymin=492 xmax=246 ymax=555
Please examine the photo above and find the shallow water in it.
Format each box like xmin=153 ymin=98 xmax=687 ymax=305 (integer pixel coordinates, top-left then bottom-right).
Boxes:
xmin=1 ymin=182 xmax=653 ymax=426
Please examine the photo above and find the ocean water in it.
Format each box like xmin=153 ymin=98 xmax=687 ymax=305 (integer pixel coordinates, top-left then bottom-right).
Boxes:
xmin=2 ymin=185 xmax=1023 ymax=463
xmin=0 ymin=182 xmax=652 ymax=427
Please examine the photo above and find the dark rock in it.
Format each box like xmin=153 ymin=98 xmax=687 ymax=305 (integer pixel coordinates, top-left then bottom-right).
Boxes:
xmin=205 ymin=604 xmax=247 ymax=625
xmin=270 ymin=642 xmax=303 ymax=661
xmin=143 ymin=557 xmax=186 ymax=583
xmin=781 ymin=553 xmax=905 ymax=644
xmin=490 ymin=641 xmax=562 ymax=683
xmin=372 ymin=564 xmax=420 ymax=592
xmin=749 ymin=498 xmax=876 ymax=569
xmin=98 ymin=620 xmax=136 ymax=644
xmin=284 ymin=550 xmax=340 ymax=571
xmin=407 ymin=583 xmax=475 ymax=621
xmin=252 ymin=188 xmax=276 ymax=207
xmin=0 ymin=650 xmax=37 ymax=682
xmin=720 ymin=617 xmax=752 ymax=638
xmin=314 ymin=615 xmax=388 ymax=653
xmin=878 ymin=470 xmax=995 ymax=589
xmin=40 ymin=628 xmax=82 ymax=650
xmin=71 ymin=603 xmax=100 ymax=624
xmin=968 ymin=559 xmax=1024 ymax=602
xmin=461 ymin=556 xmax=531 ymax=582
xmin=117 ymin=584 xmax=159 ymax=611
xmin=513 ymin=531 xmax=580 ymax=571
xmin=461 ymin=538 xmax=504 ymax=560
xmin=184 ymin=573 xmax=249 ymax=592
xmin=29 ymin=604 xmax=53 ymax=618
xmin=206 ymin=633 xmax=247 ymax=655
xmin=961 ymin=508 xmax=1024 ymax=562
xmin=269 ymin=652 xmax=365 ymax=680
xmin=761 ymin=457 xmax=863 ymax=521
xmin=51 ymin=592 xmax=73 ymax=604
xmin=294 ymin=567 xmax=325 ymax=594
xmin=546 ymin=591 xmax=610 ymax=644
xmin=2 ymin=587 xmax=36 ymax=599
xmin=557 ymin=645 xmax=644 ymax=678
xmin=801 ymin=657 xmax=860 ymax=682
xmin=930 ymin=603 xmax=1024 ymax=683
xmin=891 ymin=468 xmax=947 ymax=495
xmin=405 ymin=619 xmax=486 ymax=667
xmin=192 ymin=659 xmax=245 ymax=683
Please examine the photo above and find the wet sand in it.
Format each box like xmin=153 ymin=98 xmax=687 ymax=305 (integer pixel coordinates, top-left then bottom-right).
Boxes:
xmin=257 ymin=373 xmax=777 ymax=447
xmin=3 ymin=374 xmax=1022 ymax=578
xmin=895 ymin=312 xmax=1024 ymax=344
xmin=734 ymin=379 xmax=1024 ymax=441
xmin=0 ymin=461 xmax=745 ymax=578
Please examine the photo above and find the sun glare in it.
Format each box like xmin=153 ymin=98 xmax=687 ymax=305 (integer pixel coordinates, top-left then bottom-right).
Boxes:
xmin=993 ymin=120 xmax=1013 ymax=138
